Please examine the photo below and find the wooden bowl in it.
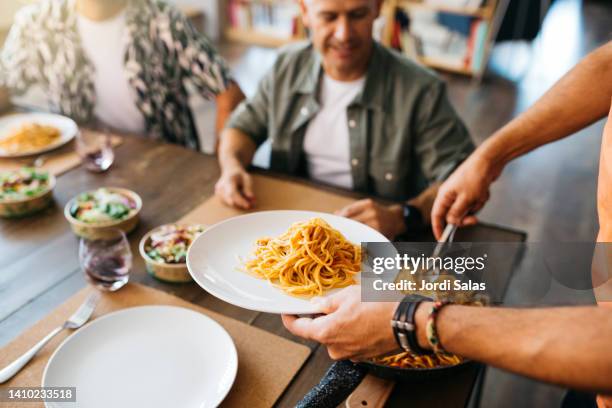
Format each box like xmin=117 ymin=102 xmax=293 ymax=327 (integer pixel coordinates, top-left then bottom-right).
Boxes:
xmin=139 ymin=224 xmax=205 ymax=283
xmin=0 ymin=173 xmax=56 ymax=218
xmin=64 ymin=187 xmax=142 ymax=240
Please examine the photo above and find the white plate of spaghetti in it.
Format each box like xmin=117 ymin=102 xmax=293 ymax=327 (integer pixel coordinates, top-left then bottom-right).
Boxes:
xmin=0 ymin=113 xmax=77 ymax=158
xmin=187 ymin=210 xmax=390 ymax=314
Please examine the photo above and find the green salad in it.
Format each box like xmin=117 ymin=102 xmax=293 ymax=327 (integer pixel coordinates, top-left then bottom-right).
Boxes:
xmin=0 ymin=167 xmax=50 ymax=201
xmin=145 ymin=224 xmax=205 ymax=264
xmin=70 ymin=188 xmax=136 ymax=223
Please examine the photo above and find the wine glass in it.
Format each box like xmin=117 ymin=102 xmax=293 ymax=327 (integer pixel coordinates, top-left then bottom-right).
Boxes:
xmin=75 ymin=125 xmax=114 ymax=173
xmin=79 ymin=229 xmax=132 ymax=291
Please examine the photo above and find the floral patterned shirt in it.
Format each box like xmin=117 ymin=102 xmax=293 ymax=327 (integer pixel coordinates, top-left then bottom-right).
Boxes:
xmin=0 ymin=0 xmax=232 ymax=150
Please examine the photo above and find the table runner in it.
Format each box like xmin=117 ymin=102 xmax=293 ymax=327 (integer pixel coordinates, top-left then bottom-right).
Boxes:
xmin=180 ymin=174 xmax=357 ymax=225
xmin=0 ymin=131 xmax=122 ymax=176
xmin=0 ymin=283 xmax=311 ymax=408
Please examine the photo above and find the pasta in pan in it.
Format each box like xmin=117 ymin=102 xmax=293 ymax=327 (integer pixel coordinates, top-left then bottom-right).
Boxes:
xmin=373 ymin=351 xmax=463 ymax=369
xmin=243 ymin=218 xmax=361 ymax=297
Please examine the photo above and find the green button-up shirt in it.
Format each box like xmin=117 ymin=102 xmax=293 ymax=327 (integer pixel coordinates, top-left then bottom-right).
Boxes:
xmin=227 ymin=41 xmax=474 ymax=202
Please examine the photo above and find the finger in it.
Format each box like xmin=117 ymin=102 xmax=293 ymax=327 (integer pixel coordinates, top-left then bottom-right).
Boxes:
xmin=337 ymin=199 xmax=372 ymax=218
xmin=446 ymin=194 xmax=471 ymax=225
xmin=229 ymin=189 xmax=251 ymax=210
xmin=218 ymin=186 xmax=237 ymax=208
xmin=282 ymin=314 xmax=331 ymax=342
xmin=281 ymin=314 xmax=313 ymax=339
xmin=461 ymin=215 xmax=478 ymax=226
xmin=346 ymin=211 xmax=373 ymax=225
xmin=225 ymin=180 xmax=252 ymax=209
xmin=431 ymin=191 xmax=456 ymax=240
xmin=311 ymin=295 xmax=341 ymax=315
xmin=241 ymin=174 xmax=255 ymax=201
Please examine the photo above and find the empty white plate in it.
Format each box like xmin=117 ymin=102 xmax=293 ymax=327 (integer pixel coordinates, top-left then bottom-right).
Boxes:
xmin=0 ymin=113 xmax=77 ymax=158
xmin=187 ymin=210 xmax=390 ymax=315
xmin=42 ymin=306 xmax=238 ymax=408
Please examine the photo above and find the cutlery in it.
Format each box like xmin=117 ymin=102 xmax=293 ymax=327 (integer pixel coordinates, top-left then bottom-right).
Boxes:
xmin=0 ymin=291 xmax=100 ymax=383
xmin=31 ymin=154 xmax=48 ymax=167
xmin=428 ymin=223 xmax=458 ymax=282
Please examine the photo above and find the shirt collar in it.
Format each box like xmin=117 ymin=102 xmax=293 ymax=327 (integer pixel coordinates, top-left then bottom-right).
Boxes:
xmin=292 ymin=41 xmax=389 ymax=112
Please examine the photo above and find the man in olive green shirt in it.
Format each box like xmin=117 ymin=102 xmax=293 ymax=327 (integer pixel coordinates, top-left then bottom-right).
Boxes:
xmin=215 ymin=0 xmax=473 ymax=239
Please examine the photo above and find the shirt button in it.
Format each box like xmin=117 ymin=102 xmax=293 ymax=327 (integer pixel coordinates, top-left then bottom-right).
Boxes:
xmin=385 ymin=172 xmax=393 ymax=181
xmin=348 ymin=119 xmax=357 ymax=128
xmin=351 ymin=158 xmax=359 ymax=166
xmin=301 ymin=107 xmax=309 ymax=116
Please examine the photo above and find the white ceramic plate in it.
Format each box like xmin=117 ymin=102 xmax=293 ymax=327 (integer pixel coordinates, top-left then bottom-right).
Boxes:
xmin=187 ymin=210 xmax=390 ymax=315
xmin=0 ymin=113 xmax=78 ymax=158
xmin=42 ymin=306 xmax=238 ymax=408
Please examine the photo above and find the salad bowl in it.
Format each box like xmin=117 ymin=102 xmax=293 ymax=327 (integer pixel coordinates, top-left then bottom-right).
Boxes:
xmin=139 ymin=224 xmax=206 ymax=283
xmin=64 ymin=187 xmax=142 ymax=240
xmin=0 ymin=167 xmax=56 ymax=218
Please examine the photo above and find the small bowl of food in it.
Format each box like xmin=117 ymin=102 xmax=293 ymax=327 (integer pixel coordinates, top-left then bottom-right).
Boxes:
xmin=0 ymin=167 xmax=55 ymax=218
xmin=65 ymin=187 xmax=142 ymax=239
xmin=140 ymin=224 xmax=206 ymax=283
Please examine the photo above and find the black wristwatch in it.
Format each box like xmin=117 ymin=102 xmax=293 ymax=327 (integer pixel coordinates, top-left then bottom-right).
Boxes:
xmin=402 ymin=204 xmax=425 ymax=234
xmin=391 ymin=295 xmax=432 ymax=355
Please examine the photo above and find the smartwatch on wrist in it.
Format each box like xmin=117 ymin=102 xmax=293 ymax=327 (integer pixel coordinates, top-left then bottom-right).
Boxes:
xmin=402 ymin=204 xmax=425 ymax=234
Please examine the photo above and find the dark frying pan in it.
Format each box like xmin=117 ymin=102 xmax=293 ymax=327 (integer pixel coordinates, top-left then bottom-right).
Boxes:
xmin=296 ymin=355 xmax=475 ymax=407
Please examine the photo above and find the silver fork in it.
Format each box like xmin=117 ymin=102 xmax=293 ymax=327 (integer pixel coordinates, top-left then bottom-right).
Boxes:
xmin=0 ymin=291 xmax=100 ymax=383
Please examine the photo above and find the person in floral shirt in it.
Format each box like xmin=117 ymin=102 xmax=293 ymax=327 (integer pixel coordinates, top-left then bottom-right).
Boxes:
xmin=0 ymin=0 xmax=245 ymax=150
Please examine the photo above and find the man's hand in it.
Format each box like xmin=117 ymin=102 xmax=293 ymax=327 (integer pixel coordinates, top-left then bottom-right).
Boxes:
xmin=214 ymin=164 xmax=255 ymax=209
xmin=336 ymin=199 xmax=405 ymax=239
xmin=282 ymin=286 xmax=399 ymax=361
xmin=431 ymin=153 xmax=502 ymax=240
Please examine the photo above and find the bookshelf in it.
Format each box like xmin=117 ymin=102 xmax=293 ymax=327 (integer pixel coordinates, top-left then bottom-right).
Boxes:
xmin=223 ymin=0 xmax=307 ymax=47
xmin=382 ymin=0 xmax=508 ymax=79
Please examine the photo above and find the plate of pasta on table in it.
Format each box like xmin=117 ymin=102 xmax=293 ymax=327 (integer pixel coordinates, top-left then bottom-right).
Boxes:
xmin=0 ymin=113 xmax=78 ymax=158
xmin=187 ymin=210 xmax=390 ymax=314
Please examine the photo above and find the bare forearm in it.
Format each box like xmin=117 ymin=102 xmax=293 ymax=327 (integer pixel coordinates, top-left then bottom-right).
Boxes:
xmin=215 ymin=82 xmax=246 ymax=142
xmin=416 ymin=304 xmax=612 ymax=393
xmin=480 ymin=41 xmax=612 ymax=167
xmin=218 ymin=128 xmax=257 ymax=172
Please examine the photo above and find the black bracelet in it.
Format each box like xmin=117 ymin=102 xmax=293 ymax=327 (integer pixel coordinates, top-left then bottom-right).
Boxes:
xmin=391 ymin=295 xmax=432 ymax=355
xmin=391 ymin=301 xmax=410 ymax=351
xmin=406 ymin=301 xmax=431 ymax=355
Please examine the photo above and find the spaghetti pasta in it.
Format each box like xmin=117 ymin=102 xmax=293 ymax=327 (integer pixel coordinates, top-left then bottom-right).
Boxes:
xmin=243 ymin=218 xmax=361 ymax=297
xmin=0 ymin=124 xmax=61 ymax=154
xmin=372 ymin=351 xmax=463 ymax=369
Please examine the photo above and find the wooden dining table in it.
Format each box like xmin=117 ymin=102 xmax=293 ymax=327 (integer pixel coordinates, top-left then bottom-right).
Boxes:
xmin=0 ymin=134 xmax=526 ymax=407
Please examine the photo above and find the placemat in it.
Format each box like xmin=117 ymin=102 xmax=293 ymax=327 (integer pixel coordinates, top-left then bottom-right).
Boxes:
xmin=180 ymin=174 xmax=357 ymax=225
xmin=0 ymin=283 xmax=311 ymax=408
xmin=0 ymin=131 xmax=122 ymax=176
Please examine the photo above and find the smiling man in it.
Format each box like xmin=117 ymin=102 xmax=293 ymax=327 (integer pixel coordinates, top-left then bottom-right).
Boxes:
xmin=215 ymin=0 xmax=474 ymax=239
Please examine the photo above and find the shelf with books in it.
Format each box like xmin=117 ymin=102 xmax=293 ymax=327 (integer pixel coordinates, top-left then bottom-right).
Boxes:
xmin=384 ymin=0 xmax=506 ymax=79
xmin=397 ymin=0 xmax=494 ymax=18
xmin=223 ymin=0 xmax=307 ymax=47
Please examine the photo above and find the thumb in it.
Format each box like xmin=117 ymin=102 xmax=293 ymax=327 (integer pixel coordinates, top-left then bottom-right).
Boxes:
xmin=311 ymin=295 xmax=340 ymax=315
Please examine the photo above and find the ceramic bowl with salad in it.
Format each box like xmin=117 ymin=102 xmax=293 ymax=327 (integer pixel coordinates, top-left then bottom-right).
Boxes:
xmin=139 ymin=224 xmax=206 ymax=283
xmin=0 ymin=167 xmax=55 ymax=217
xmin=64 ymin=187 xmax=142 ymax=239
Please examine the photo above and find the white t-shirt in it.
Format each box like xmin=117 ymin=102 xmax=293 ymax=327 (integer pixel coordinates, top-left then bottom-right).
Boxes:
xmin=303 ymin=74 xmax=366 ymax=189
xmin=77 ymin=10 xmax=145 ymax=134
